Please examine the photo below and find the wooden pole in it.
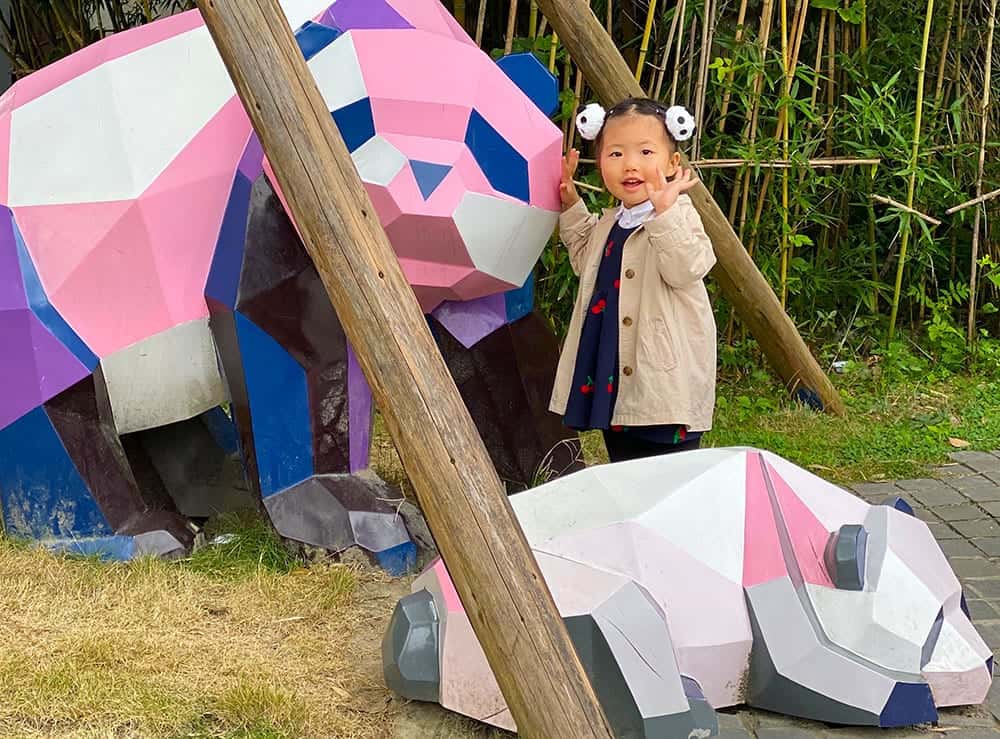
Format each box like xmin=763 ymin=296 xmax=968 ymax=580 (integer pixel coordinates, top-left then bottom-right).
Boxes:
xmin=194 ymin=2 xmax=614 ymax=737
xmin=534 ymin=0 xmax=845 ymax=414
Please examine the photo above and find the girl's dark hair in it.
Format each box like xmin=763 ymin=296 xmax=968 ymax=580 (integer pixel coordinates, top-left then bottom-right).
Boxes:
xmin=591 ymin=97 xmax=677 ymax=151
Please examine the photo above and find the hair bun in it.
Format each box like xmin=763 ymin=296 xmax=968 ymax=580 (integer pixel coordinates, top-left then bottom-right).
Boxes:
xmin=575 ymin=103 xmax=607 ymax=141
xmin=664 ymin=105 xmax=695 ymax=142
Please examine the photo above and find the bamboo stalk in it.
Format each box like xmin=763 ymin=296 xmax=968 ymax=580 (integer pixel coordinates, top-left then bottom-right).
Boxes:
xmin=694 ymin=157 xmax=881 ymax=168
xmin=652 ymin=0 xmax=684 ymax=100
xmin=529 ymin=0 xmax=539 ymax=37
xmin=887 ymin=0 xmax=936 ymax=341
xmin=607 ymin=0 xmax=613 ymax=34
xmin=967 ymin=0 xmax=997 ymax=343
xmin=475 ymin=0 xmax=487 ymax=46
xmin=947 ymin=186 xmax=1000 ymax=215
xmin=635 ymin=0 xmax=659 ymax=83
xmin=714 ymin=0 xmax=750 ymax=129
xmin=779 ymin=0 xmax=790 ymax=307
xmin=549 ymin=31 xmax=559 ymax=72
xmin=669 ymin=0 xmax=688 ymax=103
xmin=693 ymin=0 xmax=715 ymax=159
xmin=573 ymin=179 xmax=605 ymax=192
xmin=504 ymin=0 xmax=519 ymax=55
xmin=872 ymin=195 xmax=942 ymax=226
xmin=454 ymin=0 xmax=467 ymax=28
xmin=934 ymin=0 xmax=958 ymax=106
xmin=684 ymin=9 xmax=697 ymax=103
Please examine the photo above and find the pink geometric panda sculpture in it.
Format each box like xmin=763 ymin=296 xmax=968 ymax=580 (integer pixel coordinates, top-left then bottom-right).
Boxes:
xmin=384 ymin=448 xmax=993 ymax=735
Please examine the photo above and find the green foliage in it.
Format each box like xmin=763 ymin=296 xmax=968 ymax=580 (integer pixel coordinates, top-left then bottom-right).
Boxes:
xmin=186 ymin=510 xmax=302 ymax=580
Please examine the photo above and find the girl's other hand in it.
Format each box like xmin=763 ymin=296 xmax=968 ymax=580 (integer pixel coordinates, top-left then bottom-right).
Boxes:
xmin=646 ymin=166 xmax=699 ymax=214
xmin=560 ymin=148 xmax=581 ymax=210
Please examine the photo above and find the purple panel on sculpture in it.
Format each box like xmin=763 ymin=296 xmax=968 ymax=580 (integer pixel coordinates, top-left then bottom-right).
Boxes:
xmin=237 ymin=133 xmax=265 ymax=181
xmin=347 ymin=343 xmax=373 ymax=473
xmin=321 ymin=0 xmax=413 ymax=30
xmin=0 ymin=311 xmax=42 ymax=428
xmin=0 ymin=212 xmax=26 ymax=311
xmin=430 ymin=293 xmax=507 ymax=350
xmin=28 ymin=318 xmax=88 ymax=400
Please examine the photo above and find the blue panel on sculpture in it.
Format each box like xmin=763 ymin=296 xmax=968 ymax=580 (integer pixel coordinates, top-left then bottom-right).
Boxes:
xmin=331 ymin=97 xmax=376 ymax=153
xmin=921 ymin=608 xmax=944 ymax=668
xmin=235 ymin=312 xmax=313 ymax=497
xmin=961 ymin=592 xmax=971 ymax=619
xmin=201 ymin=405 xmax=241 ymax=456
xmin=988 ymin=656 xmax=994 ymax=676
xmin=794 ymin=387 xmax=823 ymax=411
xmin=0 ymin=406 xmax=112 ymax=539
xmin=12 ymin=215 xmax=98 ymax=371
xmin=505 ymin=272 xmax=535 ymax=323
xmin=465 ymin=110 xmax=530 ymax=203
xmin=496 ymin=53 xmax=560 ymax=116
xmin=294 ymin=20 xmax=341 ymax=61
xmin=879 ymin=682 xmax=937 ymax=728
xmin=205 ymin=173 xmax=253 ymax=309
xmin=411 ymin=161 xmax=452 ymax=200
xmin=50 ymin=535 xmax=136 ymax=560
xmin=375 ymin=540 xmax=418 ymax=576
xmin=881 ymin=495 xmax=915 ymax=517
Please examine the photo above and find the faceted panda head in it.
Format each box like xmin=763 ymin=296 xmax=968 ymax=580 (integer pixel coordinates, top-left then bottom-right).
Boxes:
xmin=297 ymin=0 xmax=564 ymax=312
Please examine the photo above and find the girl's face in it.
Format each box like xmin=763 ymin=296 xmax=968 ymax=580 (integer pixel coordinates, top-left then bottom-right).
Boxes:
xmin=599 ymin=113 xmax=681 ymax=207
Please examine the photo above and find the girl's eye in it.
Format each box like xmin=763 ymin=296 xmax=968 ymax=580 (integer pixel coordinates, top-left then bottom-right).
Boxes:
xmin=642 ymin=150 xmax=654 ymax=156
xmin=609 ymin=151 xmax=622 ymax=157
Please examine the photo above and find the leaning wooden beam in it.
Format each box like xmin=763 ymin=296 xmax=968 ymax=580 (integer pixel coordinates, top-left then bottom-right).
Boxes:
xmin=195 ymin=2 xmax=614 ymax=737
xmin=872 ymin=194 xmax=942 ymax=227
xmin=534 ymin=0 xmax=846 ymax=415
xmin=946 ymin=185 xmax=1000 ymax=215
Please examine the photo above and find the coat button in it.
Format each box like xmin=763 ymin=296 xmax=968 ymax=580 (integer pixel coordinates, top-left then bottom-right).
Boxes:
xmin=622 ymin=316 xmax=633 ymax=327
xmin=623 ymin=366 xmax=633 ymax=376
xmin=625 ymin=269 xmax=635 ymax=279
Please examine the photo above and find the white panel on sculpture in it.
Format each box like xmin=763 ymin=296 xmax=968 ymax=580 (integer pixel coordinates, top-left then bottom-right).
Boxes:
xmin=870 ymin=548 xmax=942 ymax=646
xmin=923 ymin=613 xmax=992 ymax=706
xmin=101 ymin=317 xmax=227 ymax=434
xmin=763 ymin=450 xmax=868 ymax=529
xmin=537 ymin=551 xmax=632 ymax=618
xmin=639 ymin=453 xmax=747 ymax=584
xmin=9 ymin=27 xmax=235 ymax=206
xmin=282 ymin=0 xmax=336 ymax=29
xmin=308 ymin=33 xmax=368 ymax=112
xmin=925 ymin=617 xmax=989 ymax=675
xmin=351 ymin=135 xmax=407 ymax=186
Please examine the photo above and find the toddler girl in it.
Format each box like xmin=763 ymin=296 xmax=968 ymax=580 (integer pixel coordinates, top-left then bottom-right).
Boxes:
xmin=550 ymin=97 xmax=717 ymax=463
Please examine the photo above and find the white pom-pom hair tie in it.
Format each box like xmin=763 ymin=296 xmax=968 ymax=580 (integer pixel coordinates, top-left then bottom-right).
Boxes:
xmin=575 ymin=103 xmax=606 ymax=141
xmin=665 ymin=105 xmax=695 ymax=142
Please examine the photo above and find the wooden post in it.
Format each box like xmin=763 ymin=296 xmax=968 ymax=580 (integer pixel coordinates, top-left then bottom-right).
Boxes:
xmin=535 ymin=0 xmax=846 ymax=415
xmin=195 ymin=2 xmax=614 ymax=737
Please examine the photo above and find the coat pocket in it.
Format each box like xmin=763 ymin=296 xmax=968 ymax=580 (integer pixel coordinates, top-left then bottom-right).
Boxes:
xmin=637 ymin=318 xmax=679 ymax=372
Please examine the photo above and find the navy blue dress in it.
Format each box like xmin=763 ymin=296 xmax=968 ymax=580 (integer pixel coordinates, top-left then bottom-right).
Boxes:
xmin=563 ymin=221 xmax=701 ymax=448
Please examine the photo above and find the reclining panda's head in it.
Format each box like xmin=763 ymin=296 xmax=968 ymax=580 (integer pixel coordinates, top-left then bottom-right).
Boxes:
xmin=298 ymin=1 xmax=564 ymax=312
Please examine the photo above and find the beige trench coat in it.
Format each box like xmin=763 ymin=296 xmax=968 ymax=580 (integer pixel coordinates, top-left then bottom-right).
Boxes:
xmin=549 ymin=195 xmax=717 ymax=431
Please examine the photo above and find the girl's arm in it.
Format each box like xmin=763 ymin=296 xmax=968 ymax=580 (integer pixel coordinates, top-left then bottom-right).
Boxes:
xmin=645 ymin=195 xmax=716 ymax=288
xmin=559 ymin=199 xmax=600 ymax=275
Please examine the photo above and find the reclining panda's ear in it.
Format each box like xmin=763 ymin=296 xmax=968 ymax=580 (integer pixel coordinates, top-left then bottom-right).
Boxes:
xmin=496 ymin=52 xmax=560 ymax=117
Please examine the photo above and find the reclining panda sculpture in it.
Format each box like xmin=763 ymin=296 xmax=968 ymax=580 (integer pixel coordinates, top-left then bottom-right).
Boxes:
xmin=384 ymin=448 xmax=994 ymax=733
xmin=0 ymin=0 xmax=580 ymax=569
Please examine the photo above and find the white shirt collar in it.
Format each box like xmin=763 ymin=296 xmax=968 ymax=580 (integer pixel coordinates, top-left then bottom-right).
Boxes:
xmin=616 ymin=200 xmax=655 ymax=229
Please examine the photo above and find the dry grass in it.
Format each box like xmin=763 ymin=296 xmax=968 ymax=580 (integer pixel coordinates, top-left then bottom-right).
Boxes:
xmin=0 ymin=538 xmax=412 ymax=738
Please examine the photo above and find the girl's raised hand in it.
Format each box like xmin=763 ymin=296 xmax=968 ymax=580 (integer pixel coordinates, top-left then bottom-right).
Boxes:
xmin=645 ymin=166 xmax=699 ymax=214
xmin=560 ymin=148 xmax=581 ymax=210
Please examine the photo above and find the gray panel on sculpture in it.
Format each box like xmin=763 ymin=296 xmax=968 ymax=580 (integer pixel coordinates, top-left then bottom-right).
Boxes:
xmin=349 ymin=510 xmax=410 ymax=553
xmin=133 ymin=530 xmax=186 ymax=558
xmin=825 ymin=524 xmax=867 ymax=591
xmin=263 ymin=477 xmax=353 ymax=552
xmin=382 ymin=589 xmax=441 ymax=703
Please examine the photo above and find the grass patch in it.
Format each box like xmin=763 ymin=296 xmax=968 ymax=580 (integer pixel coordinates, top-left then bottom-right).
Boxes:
xmin=187 ymin=509 xmax=302 ymax=580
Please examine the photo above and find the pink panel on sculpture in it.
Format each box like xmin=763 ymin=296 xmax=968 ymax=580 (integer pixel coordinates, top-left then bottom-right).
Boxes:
xmin=11 ymin=11 xmax=204 ymax=110
xmin=385 ymin=215 xmax=468 ymax=264
xmin=386 ymin=0 xmax=474 ymax=43
xmin=472 ymin=76 xmax=560 ymax=158
xmin=452 ymin=149 xmax=496 ymax=196
xmin=48 ymin=205 xmax=171 ymax=356
xmin=451 ymin=270 xmax=516 ymax=298
xmin=764 ymin=451 xmax=868 ymax=529
xmin=0 ymin=113 xmax=11 ymax=205
xmin=14 ymin=200 xmax=136 ymax=296
xmin=743 ymin=452 xmax=787 ymax=587
xmin=766 ymin=461 xmax=835 ymax=588
xmin=440 ymin=611 xmax=509 ymax=723
xmin=926 ymin=664 xmax=992 ymax=708
xmin=429 ymin=558 xmax=462 ymax=612
xmin=384 ymin=164 xmax=463 ymax=218
xmin=353 ymin=31 xmax=481 ymax=107
xmin=527 ymin=135 xmax=563 ymax=211
xmin=364 ymin=183 xmax=403 ymax=229
xmin=371 ymin=99 xmax=471 ymax=140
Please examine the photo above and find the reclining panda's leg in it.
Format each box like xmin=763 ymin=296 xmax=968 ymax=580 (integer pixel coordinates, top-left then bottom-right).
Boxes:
xmin=429 ymin=282 xmax=584 ymax=493
xmin=206 ymin=172 xmax=414 ymax=573
xmin=0 ymin=370 xmax=193 ymax=558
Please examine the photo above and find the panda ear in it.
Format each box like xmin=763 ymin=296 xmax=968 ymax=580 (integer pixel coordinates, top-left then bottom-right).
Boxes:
xmin=496 ymin=53 xmax=560 ymax=117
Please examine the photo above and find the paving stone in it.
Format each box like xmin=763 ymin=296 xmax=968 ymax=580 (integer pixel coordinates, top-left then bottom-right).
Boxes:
xmin=926 ymin=521 xmax=963 ymax=540
xmin=952 ymin=519 xmax=1000 ymax=538
xmin=976 ymin=538 xmax=1000 ymax=557
xmin=966 ymin=579 xmax=1000 ymax=599
xmin=902 ymin=480 xmax=968 ymax=506
xmin=951 ymin=556 xmax=1000 ymax=578
xmin=935 ymin=706 xmax=999 ymax=727
xmin=756 ymin=729 xmax=821 ymax=738
xmin=935 ymin=462 xmax=977 ymax=480
xmin=851 ymin=481 xmax=901 ymax=498
xmin=982 ymin=503 xmax=1000 ymax=517
xmin=985 ymin=678 xmax=1000 ymax=722
xmin=951 ymin=451 xmax=1000 ymax=473
xmin=942 ymin=538 xmax=982 ymax=557
xmin=973 ymin=622 xmax=1000 ymax=650
xmin=953 ymin=475 xmax=1000 ymax=502
xmin=913 ymin=506 xmax=941 ymax=523
xmin=967 ymin=599 xmax=1000 ymax=621
xmin=716 ymin=730 xmax=755 ymax=739
xmin=933 ymin=504 xmax=988 ymax=521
